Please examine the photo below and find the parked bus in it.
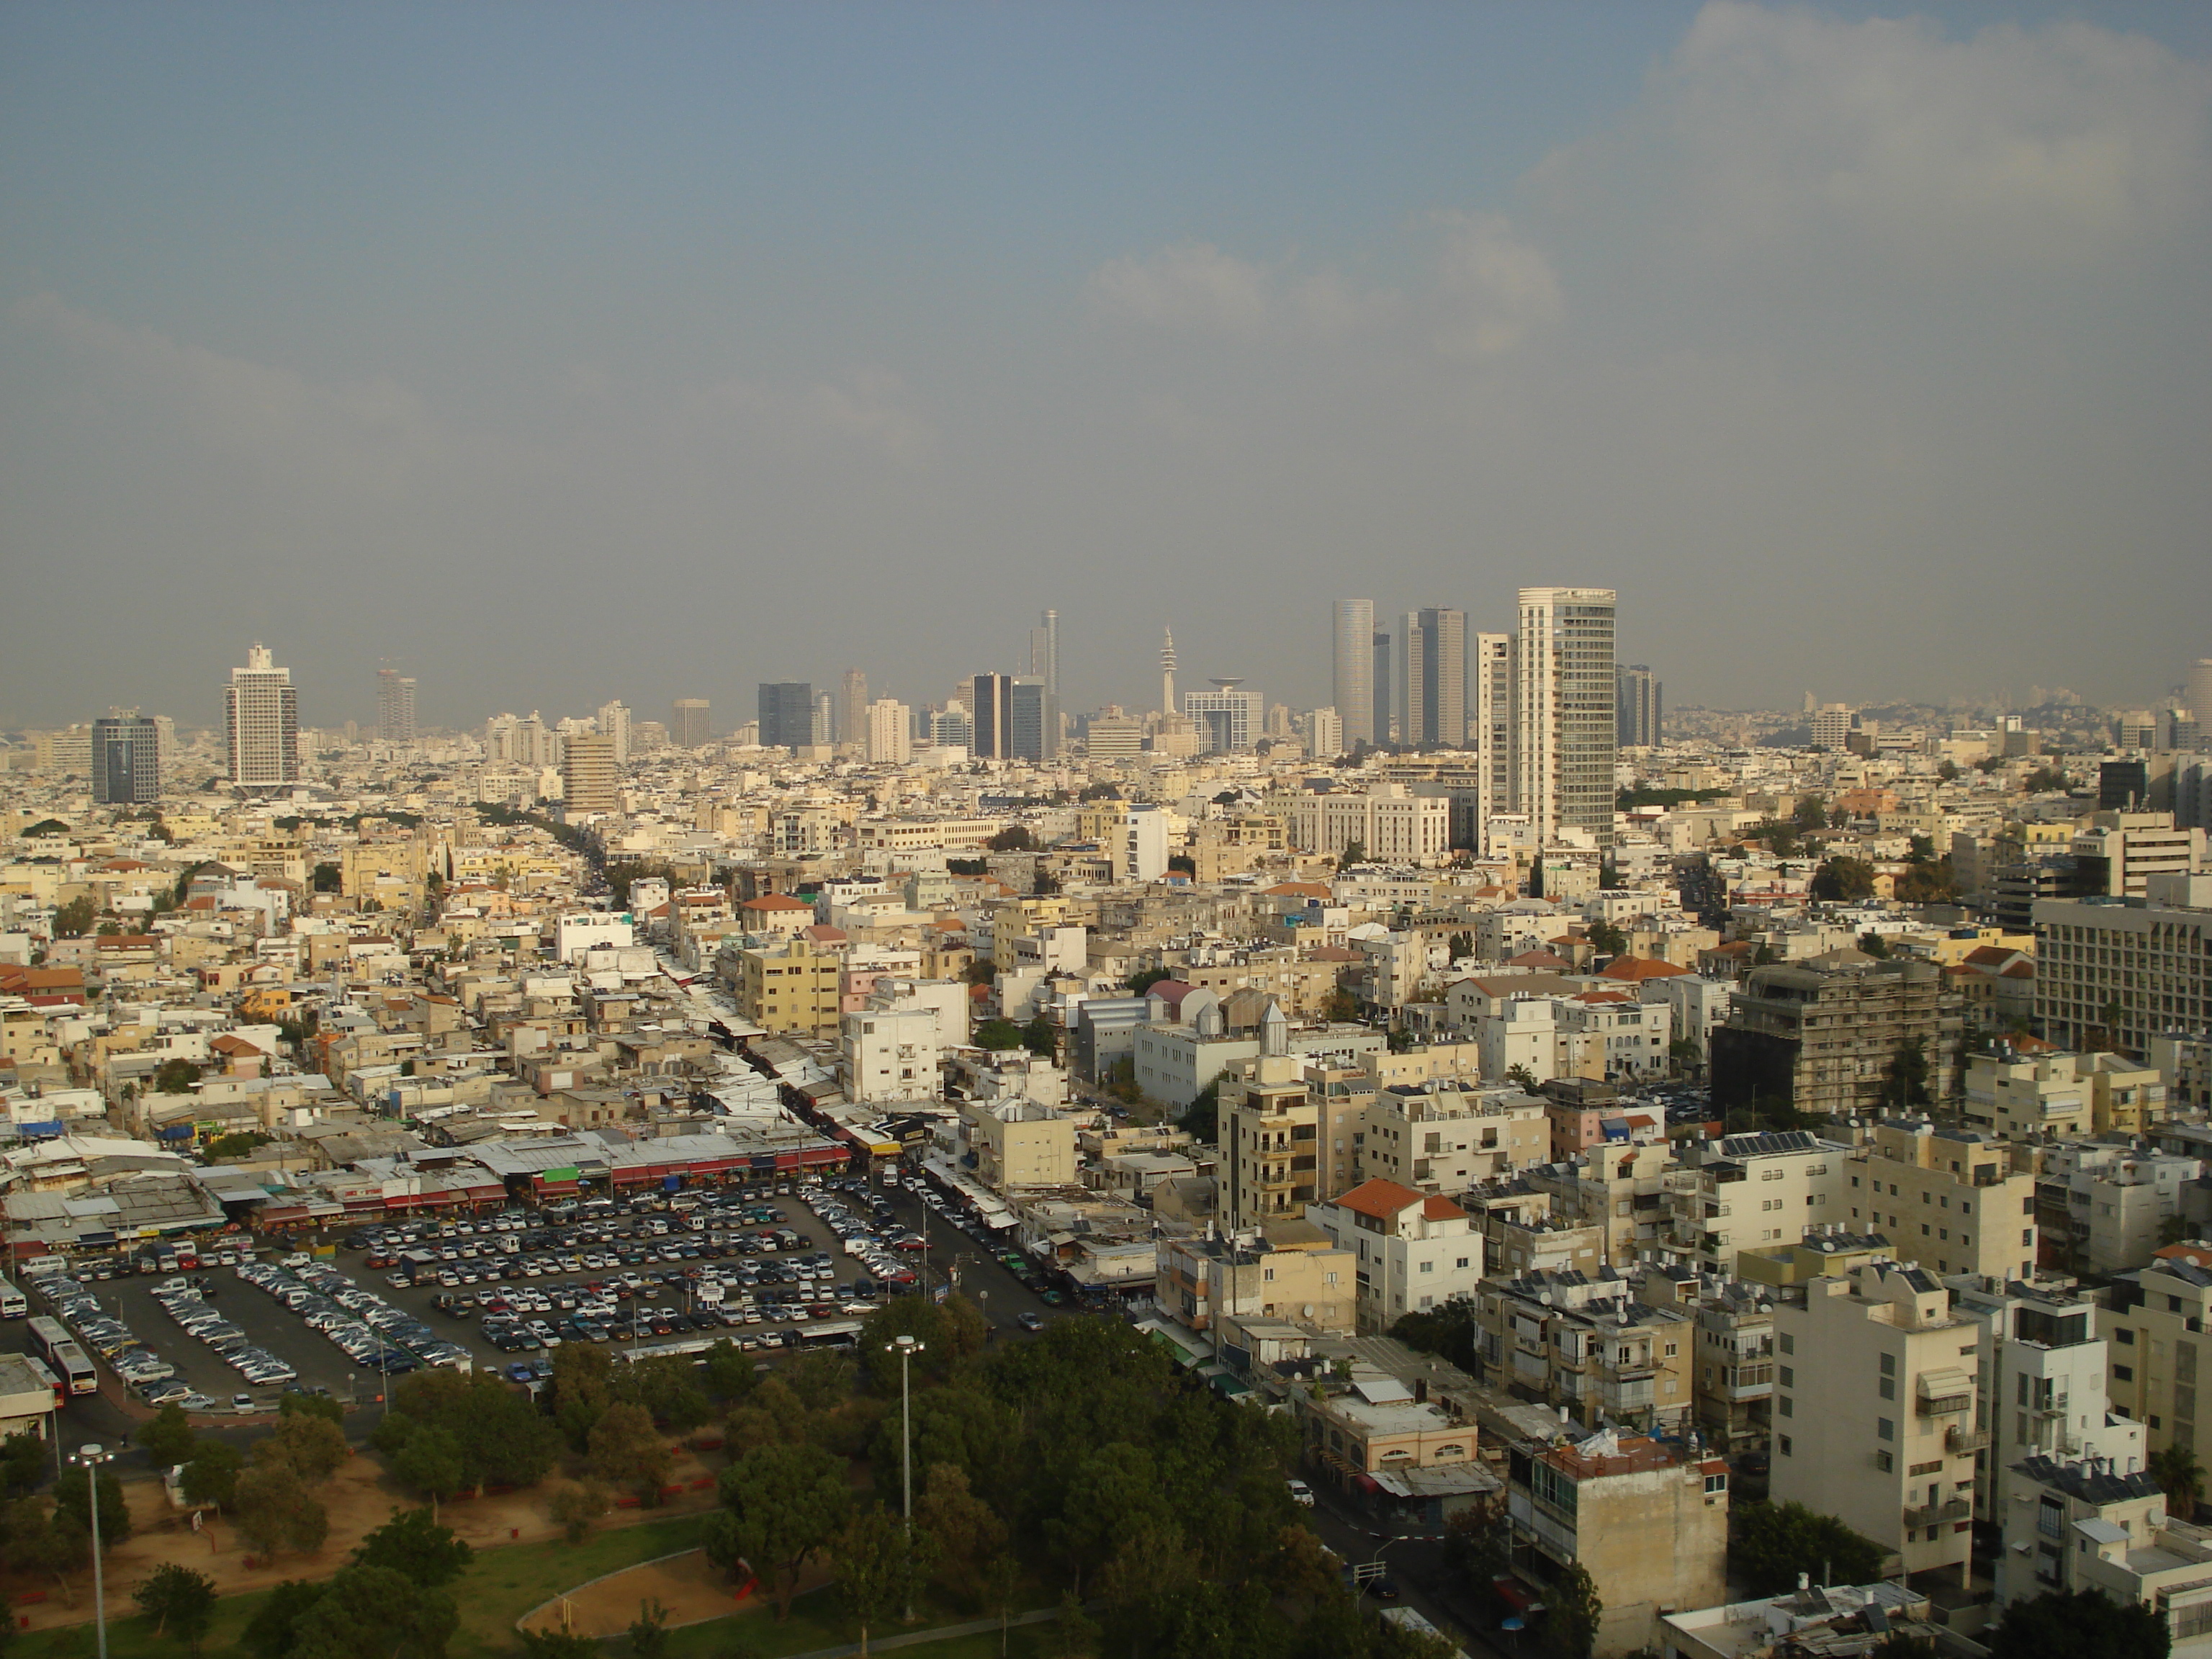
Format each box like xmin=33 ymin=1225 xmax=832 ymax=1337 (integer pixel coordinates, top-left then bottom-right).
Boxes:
xmin=53 ymin=1344 xmax=97 ymax=1396
xmin=25 ymin=1316 xmax=71 ymax=1364
xmin=0 ymin=1277 xmax=25 ymax=1319
xmin=22 ymin=1355 xmax=63 ymax=1408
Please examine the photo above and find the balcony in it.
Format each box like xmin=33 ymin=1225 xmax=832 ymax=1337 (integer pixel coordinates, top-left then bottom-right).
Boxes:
xmin=1946 ymin=1425 xmax=1992 ymax=1455
xmin=1902 ymin=1497 xmax=1973 ymax=1528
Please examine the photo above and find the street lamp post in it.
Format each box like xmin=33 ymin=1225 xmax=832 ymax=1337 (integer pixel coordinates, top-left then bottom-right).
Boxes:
xmin=894 ymin=1334 xmax=924 ymax=1622
xmin=72 ymin=1442 xmax=113 ymax=1659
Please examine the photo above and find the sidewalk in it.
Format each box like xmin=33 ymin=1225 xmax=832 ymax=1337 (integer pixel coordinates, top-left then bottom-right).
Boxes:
xmin=768 ymin=1607 xmax=1058 ymax=1658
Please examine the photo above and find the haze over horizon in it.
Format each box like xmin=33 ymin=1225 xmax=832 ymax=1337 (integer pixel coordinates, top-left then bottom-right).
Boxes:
xmin=4 ymin=1 xmax=2209 ymax=732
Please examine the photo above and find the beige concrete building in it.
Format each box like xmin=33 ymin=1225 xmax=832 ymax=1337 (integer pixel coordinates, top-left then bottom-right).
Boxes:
xmin=1964 ymin=1048 xmax=2169 ymax=1141
xmin=2035 ymin=872 xmax=2212 ymax=1057
xmin=1771 ymin=1263 xmax=1982 ymax=1584
xmin=1668 ymin=1130 xmax=1853 ymax=1274
xmin=1154 ymin=1220 xmax=1354 ymax=1337
xmin=726 ymin=936 xmax=842 ymax=1037
xmin=1506 ymin=1429 xmax=1730 ymax=1658
xmin=2100 ymin=1244 xmax=2212 ymax=1456
xmin=965 ymin=1100 xmax=1077 ymax=1191
xmin=1844 ymin=1120 xmax=2039 ymax=1282
xmin=1474 ymin=1269 xmax=1696 ymax=1434
xmin=1358 ymin=1082 xmax=1548 ymax=1195
xmin=1306 ymin=1178 xmax=1484 ymax=1332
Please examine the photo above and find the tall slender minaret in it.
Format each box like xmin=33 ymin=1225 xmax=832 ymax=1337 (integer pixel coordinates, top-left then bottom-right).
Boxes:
xmin=1160 ymin=626 xmax=1178 ymax=717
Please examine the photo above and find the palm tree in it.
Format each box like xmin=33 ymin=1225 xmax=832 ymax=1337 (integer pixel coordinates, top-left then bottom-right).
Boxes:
xmin=2151 ymin=1444 xmax=2206 ymax=1519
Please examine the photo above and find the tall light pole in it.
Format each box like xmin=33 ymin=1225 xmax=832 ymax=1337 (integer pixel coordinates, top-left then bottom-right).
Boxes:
xmin=894 ymin=1334 xmax=924 ymax=1622
xmin=72 ymin=1442 xmax=113 ymax=1659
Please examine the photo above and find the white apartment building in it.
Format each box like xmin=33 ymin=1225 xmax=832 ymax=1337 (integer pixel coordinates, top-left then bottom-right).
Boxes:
xmin=866 ymin=698 xmax=911 ymax=765
xmin=1306 ymin=1177 xmax=1485 ymax=1332
xmin=1669 ymin=1130 xmax=1852 ymax=1275
xmin=225 ymin=643 xmax=300 ymax=789
xmin=1359 ymin=1083 xmax=1549 ymax=1194
xmin=2038 ymin=1141 xmax=2203 ymax=1277
xmin=1771 ymin=1263 xmax=1981 ymax=1584
xmin=1845 ymin=1122 xmax=2039 ymax=1283
xmin=1951 ymin=1276 xmax=2127 ymax=1520
xmin=1285 ymin=784 xmax=1452 ymax=863
xmin=1512 ymin=586 xmax=1617 ymax=850
xmin=2035 ymin=871 xmax=2212 ymax=1055
xmin=1301 ymin=706 xmax=1344 ymax=760
xmin=1113 ymin=803 xmax=1169 ymax=883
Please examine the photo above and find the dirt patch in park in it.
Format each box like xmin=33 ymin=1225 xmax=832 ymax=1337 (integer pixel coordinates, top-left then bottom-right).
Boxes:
xmin=4 ymin=1446 xmax=727 ymax=1635
xmin=516 ymin=1547 xmax=817 ymax=1640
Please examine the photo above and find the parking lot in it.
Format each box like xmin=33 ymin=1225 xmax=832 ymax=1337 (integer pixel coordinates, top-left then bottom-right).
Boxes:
xmin=11 ymin=1167 xmax=1094 ymax=1431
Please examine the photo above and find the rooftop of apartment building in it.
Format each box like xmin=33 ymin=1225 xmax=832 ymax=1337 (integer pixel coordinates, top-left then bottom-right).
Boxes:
xmin=2014 ymin=1452 xmax=2163 ymax=1508
xmin=1529 ymin=1426 xmax=1712 ymax=1482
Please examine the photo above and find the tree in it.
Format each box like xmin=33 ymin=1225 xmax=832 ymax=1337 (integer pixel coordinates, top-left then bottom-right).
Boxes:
xmin=1936 ymin=760 xmax=1961 ymax=782
xmin=973 ymin=1019 xmax=1023 ymax=1051
xmin=180 ymin=1441 xmax=244 ymax=1511
xmin=242 ymin=1580 xmax=332 ymax=1659
xmin=1020 ymin=1015 xmax=1056 ymax=1058
xmin=1505 ymin=1064 xmax=1540 ymax=1094
xmin=588 ymin=1402 xmax=673 ymax=1503
xmin=1178 ymin=1081 xmax=1220 ymax=1143
xmin=1811 ymin=857 xmax=1876 ymax=902
xmin=1730 ymin=1502 xmax=1887 ymax=1596
xmin=138 ymin=1403 xmax=198 ymax=1469
xmin=1858 ymin=931 xmax=1893 ymax=959
xmin=914 ymin=1464 xmax=1007 ymax=1607
xmin=1987 ymin=1588 xmax=2170 ymax=1659
xmin=1793 ymin=794 xmax=1830 ymax=832
xmin=1048 ymin=1592 xmax=1102 ymax=1659
xmin=0 ymin=1432 xmax=47 ymax=1495
xmin=232 ymin=1465 xmax=329 ymax=1560
xmin=153 ymin=1058 xmax=203 ymax=1094
xmin=53 ymin=896 xmax=96 ymax=938
xmin=352 ymin=1508 xmax=472 ymax=1586
xmin=1880 ymin=1037 xmax=1933 ymax=1112
xmin=133 ymin=1563 xmax=217 ymax=1652
xmin=2152 ymin=1444 xmax=2206 ymax=1519
xmin=703 ymin=1339 xmax=760 ymax=1404
xmin=1124 ymin=968 xmax=1170 ymax=997
xmin=55 ymin=1463 xmax=130 ymax=1547
xmin=517 ymin=1633 xmax=602 ymax=1659
xmin=279 ymin=1392 xmax=346 ymax=1428
xmin=709 ymin=1441 xmax=852 ymax=1619
xmin=207 ymin=1131 xmax=273 ymax=1159
xmin=986 ymin=827 xmax=1036 ymax=853
xmin=311 ymin=863 xmax=342 ymax=893
xmin=983 ymin=1554 xmax=1024 ymax=1658
xmin=548 ymin=1482 xmax=610 ymax=1545
xmin=858 ymin=1298 xmax=988 ymax=1391
xmin=1585 ymin=919 xmax=1627 ymax=958
xmin=280 ymin=1565 xmax=455 ymax=1659
xmin=1540 ymin=1563 xmax=1601 ymax=1659
xmin=627 ymin=1599 xmax=670 ymax=1659
xmin=617 ymin=1355 xmax=714 ymax=1434
xmin=1448 ymin=931 xmax=1473 ymax=960
xmin=257 ymin=1413 xmax=349 ymax=1485
xmin=1336 ymin=839 xmax=1367 ymax=870
xmin=389 ymin=1427 xmax=467 ymax=1521
xmin=836 ymin=1505 xmax=934 ymax=1657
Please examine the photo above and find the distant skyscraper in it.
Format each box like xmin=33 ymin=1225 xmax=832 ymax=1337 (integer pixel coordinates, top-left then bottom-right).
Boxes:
xmin=2190 ymin=660 xmax=2212 ymax=724
xmin=812 ymin=690 xmax=834 ymax=747
xmin=93 ymin=713 xmax=161 ymax=805
xmin=1184 ymin=680 xmax=1263 ymax=754
xmin=1303 ymin=706 xmax=1344 ymax=759
xmin=376 ymin=669 xmax=417 ymax=744
xmin=1039 ymin=608 xmax=1060 ymax=698
xmin=1159 ymin=627 xmax=1177 ymax=718
xmin=671 ymin=699 xmax=711 ymax=747
xmin=1512 ymin=587 xmax=1617 ymax=849
xmin=1372 ymin=631 xmax=1393 ymax=746
xmin=561 ymin=733 xmax=619 ymax=815
xmin=757 ymin=683 xmax=812 ymax=752
xmin=596 ymin=700 xmax=631 ymax=765
xmin=225 ymin=643 xmax=299 ymax=791
xmin=1616 ymin=664 xmax=1662 ymax=748
xmin=839 ymin=670 xmax=868 ymax=747
xmin=971 ymin=673 xmax=1013 ymax=760
xmin=1333 ymin=600 xmax=1375 ymax=749
xmin=1009 ymin=678 xmax=1053 ymax=761
xmin=931 ymin=702 xmax=974 ymax=750
xmin=1471 ymin=632 xmax=1512 ymax=847
xmin=866 ymin=698 xmax=911 ymax=765
xmin=1403 ymin=608 xmax=1467 ymax=747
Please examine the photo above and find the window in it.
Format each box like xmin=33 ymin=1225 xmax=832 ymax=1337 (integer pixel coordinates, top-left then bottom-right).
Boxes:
xmin=2114 ymin=1364 xmax=2135 ymax=1382
xmin=1419 ymin=1261 xmax=1434 ymax=1274
xmin=1456 ymin=1257 xmax=1470 ymax=1270
xmin=2023 ymin=1229 xmax=2034 ymax=1246
xmin=1779 ymin=1367 xmax=1794 ymax=1388
xmin=1880 ymin=1378 xmax=1896 ymax=1401
xmin=1876 ymin=1450 xmax=1894 ymax=1472
xmin=1779 ymin=1435 xmax=1793 ymax=1457
xmin=1780 ymin=1334 xmax=1795 ymax=1354
xmin=1779 ymin=1395 xmax=1794 ymax=1417
xmin=1878 ymin=1417 xmax=1895 ymax=1441
xmin=1881 ymin=1352 xmax=1897 ymax=1376
xmin=2118 ymin=1327 xmax=2137 ymax=1345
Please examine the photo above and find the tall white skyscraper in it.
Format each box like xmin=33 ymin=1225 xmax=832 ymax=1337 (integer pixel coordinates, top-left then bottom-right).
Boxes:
xmin=596 ymin=700 xmax=631 ymax=765
xmin=226 ymin=643 xmax=300 ymax=790
xmin=1038 ymin=608 xmax=1060 ymax=698
xmin=1471 ymin=631 xmax=1512 ymax=843
xmin=1512 ymin=588 xmax=1617 ymax=850
xmin=376 ymin=668 xmax=416 ymax=744
xmin=1332 ymin=599 xmax=1375 ymax=749
xmin=866 ymin=698 xmax=912 ymax=765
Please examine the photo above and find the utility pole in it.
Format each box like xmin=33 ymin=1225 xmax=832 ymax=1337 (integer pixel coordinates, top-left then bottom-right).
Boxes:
xmin=73 ymin=1442 xmax=114 ymax=1659
xmin=894 ymin=1334 xmax=924 ymax=1622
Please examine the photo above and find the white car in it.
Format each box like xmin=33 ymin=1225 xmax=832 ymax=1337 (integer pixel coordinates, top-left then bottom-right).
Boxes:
xmin=1286 ymin=1479 xmax=1316 ymax=1508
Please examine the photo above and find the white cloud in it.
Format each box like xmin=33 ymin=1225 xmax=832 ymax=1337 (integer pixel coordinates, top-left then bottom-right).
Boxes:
xmin=1426 ymin=211 xmax=1566 ymax=360
xmin=1535 ymin=1 xmax=2212 ymax=275
xmin=1084 ymin=243 xmax=1280 ymax=335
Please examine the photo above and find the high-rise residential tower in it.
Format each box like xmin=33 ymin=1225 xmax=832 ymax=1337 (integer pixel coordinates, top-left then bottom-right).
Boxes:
xmin=561 ymin=733 xmax=619 ymax=815
xmin=1471 ymin=631 xmax=1513 ymax=842
xmin=1039 ymin=609 xmax=1060 ymax=699
xmin=866 ymin=698 xmax=912 ymax=765
xmin=2190 ymin=660 xmax=2212 ymax=724
xmin=225 ymin=643 xmax=299 ymax=791
xmin=1402 ymin=608 xmax=1467 ymax=747
xmin=670 ymin=699 xmax=712 ymax=747
xmin=1372 ymin=631 xmax=1393 ymax=747
xmin=757 ymin=683 xmax=813 ymax=752
xmin=839 ymin=670 xmax=868 ymax=746
xmin=92 ymin=713 xmax=161 ymax=806
xmin=596 ymin=701 xmax=631 ymax=764
xmin=376 ymin=669 xmax=416 ymax=744
xmin=1332 ymin=600 xmax=1375 ymax=749
xmin=1512 ymin=587 xmax=1618 ymax=849
xmin=1616 ymin=664 xmax=1662 ymax=749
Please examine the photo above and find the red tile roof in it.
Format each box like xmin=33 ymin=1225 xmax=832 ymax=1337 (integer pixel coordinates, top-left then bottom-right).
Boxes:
xmin=1599 ymin=956 xmax=1691 ymax=982
xmin=742 ymin=893 xmax=812 ymax=911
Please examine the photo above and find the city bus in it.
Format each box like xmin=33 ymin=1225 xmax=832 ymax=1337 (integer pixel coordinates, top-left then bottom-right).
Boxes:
xmin=22 ymin=1355 xmax=63 ymax=1408
xmin=26 ymin=1316 xmax=99 ymax=1395
xmin=0 ymin=1277 xmax=25 ymax=1319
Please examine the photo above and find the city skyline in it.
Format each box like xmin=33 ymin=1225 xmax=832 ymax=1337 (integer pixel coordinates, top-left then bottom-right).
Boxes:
xmin=5 ymin=2 xmax=2209 ymax=727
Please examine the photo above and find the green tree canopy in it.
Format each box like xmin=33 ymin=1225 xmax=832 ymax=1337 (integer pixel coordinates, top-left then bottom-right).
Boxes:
xmin=138 ymin=1403 xmax=198 ymax=1468
xmin=351 ymin=1507 xmax=473 ymax=1587
xmin=1987 ymin=1588 xmax=2170 ymax=1659
xmin=54 ymin=1463 xmax=130 ymax=1547
xmin=1730 ymin=1503 xmax=1887 ymax=1596
xmin=1811 ymin=857 xmax=1876 ymax=902
xmin=134 ymin=1563 xmax=218 ymax=1652
xmin=973 ymin=1018 xmax=1023 ymax=1051
xmin=708 ymin=1441 xmax=852 ymax=1620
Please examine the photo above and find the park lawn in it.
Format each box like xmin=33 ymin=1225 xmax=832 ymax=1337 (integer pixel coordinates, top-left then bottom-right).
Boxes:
xmin=656 ymin=1586 xmax=1063 ymax=1659
xmin=450 ymin=1514 xmax=709 ymax=1658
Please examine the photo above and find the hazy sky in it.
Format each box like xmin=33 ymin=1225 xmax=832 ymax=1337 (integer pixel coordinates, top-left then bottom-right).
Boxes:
xmin=4 ymin=1 xmax=2209 ymax=733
